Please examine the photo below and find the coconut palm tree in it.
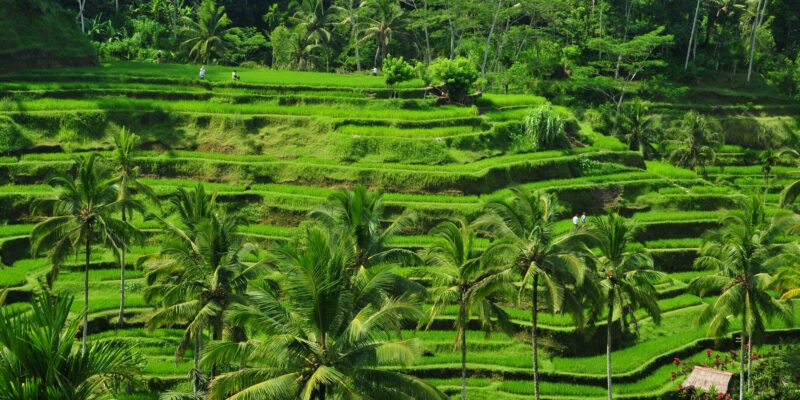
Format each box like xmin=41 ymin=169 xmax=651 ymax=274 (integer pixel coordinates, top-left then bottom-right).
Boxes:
xmin=30 ymin=153 xmax=134 ymax=353
xmin=474 ymin=189 xmax=589 ymax=400
xmin=310 ymin=184 xmax=418 ymax=277
xmin=666 ymin=111 xmax=722 ymax=178
xmin=360 ymin=0 xmax=405 ymax=69
xmin=142 ymin=185 xmax=259 ymax=395
xmin=291 ymin=0 xmax=334 ymax=44
xmin=759 ymin=147 xmax=798 ymax=189
xmin=181 ymin=0 xmax=237 ymax=64
xmin=588 ymin=213 xmax=664 ymax=400
xmin=333 ymin=0 xmax=364 ymax=71
xmin=0 ymin=293 xmax=138 ymax=400
xmin=202 ymin=227 xmax=447 ymax=400
xmin=619 ymin=101 xmax=661 ymax=159
xmin=416 ymin=219 xmax=513 ymax=400
xmin=690 ymin=195 xmax=797 ymax=400
xmin=112 ymin=127 xmax=157 ymax=326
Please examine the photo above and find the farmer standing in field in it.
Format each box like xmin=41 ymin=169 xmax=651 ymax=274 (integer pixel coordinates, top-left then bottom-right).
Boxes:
xmin=199 ymin=65 xmax=206 ymax=80
xmin=572 ymin=213 xmax=579 ymax=229
xmin=581 ymin=211 xmax=587 ymax=224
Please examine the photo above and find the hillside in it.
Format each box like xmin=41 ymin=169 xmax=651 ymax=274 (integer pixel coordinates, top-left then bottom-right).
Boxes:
xmin=0 ymin=0 xmax=97 ymax=72
xmin=1 ymin=61 xmax=799 ymax=400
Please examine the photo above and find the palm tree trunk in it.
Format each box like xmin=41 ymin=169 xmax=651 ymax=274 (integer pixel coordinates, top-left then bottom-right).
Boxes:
xmin=739 ymin=330 xmax=745 ymax=400
xmin=606 ymin=290 xmax=615 ymax=400
xmin=531 ymin=274 xmax=540 ymax=400
xmin=460 ymin=291 xmax=467 ymax=400
xmin=747 ymin=0 xmax=764 ymax=82
xmin=82 ymin=237 xmax=90 ymax=354
xmin=747 ymin=333 xmax=752 ymax=392
xmin=77 ymin=0 xmax=86 ymax=34
xmin=684 ymin=0 xmax=701 ymax=70
xmin=193 ymin=327 xmax=202 ymax=394
xmin=481 ymin=0 xmax=503 ymax=79
xmin=353 ymin=28 xmax=361 ymax=72
xmin=118 ymin=209 xmax=126 ymax=327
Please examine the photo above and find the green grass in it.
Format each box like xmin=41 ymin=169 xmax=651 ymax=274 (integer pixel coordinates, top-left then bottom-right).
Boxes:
xmin=8 ymin=61 xmax=425 ymax=89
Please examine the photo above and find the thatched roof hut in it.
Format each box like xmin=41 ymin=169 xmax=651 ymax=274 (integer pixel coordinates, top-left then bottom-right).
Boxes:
xmin=682 ymin=366 xmax=734 ymax=393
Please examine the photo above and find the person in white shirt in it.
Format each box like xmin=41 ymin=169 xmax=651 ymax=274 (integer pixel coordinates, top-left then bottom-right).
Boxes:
xmin=572 ymin=214 xmax=579 ymax=228
xmin=199 ymin=65 xmax=206 ymax=80
xmin=373 ymin=66 xmax=378 ymax=76
xmin=581 ymin=212 xmax=587 ymax=224
xmin=232 ymin=70 xmax=240 ymax=81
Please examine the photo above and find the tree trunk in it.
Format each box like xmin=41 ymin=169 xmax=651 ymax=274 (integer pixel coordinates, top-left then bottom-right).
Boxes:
xmin=747 ymin=0 xmax=764 ymax=82
xmin=82 ymin=237 xmax=91 ymax=354
xmin=77 ymin=0 xmax=86 ymax=33
xmin=481 ymin=0 xmax=503 ymax=79
xmin=118 ymin=209 xmax=126 ymax=327
xmin=606 ymin=289 xmax=615 ymax=400
xmin=739 ymin=330 xmax=745 ymax=400
xmin=373 ymin=44 xmax=381 ymax=69
xmin=446 ymin=2 xmax=456 ymax=59
xmin=747 ymin=333 xmax=752 ymax=392
xmin=685 ymin=0 xmax=701 ymax=70
xmin=193 ymin=327 xmax=202 ymax=394
xmin=173 ymin=0 xmax=180 ymax=41
xmin=352 ymin=26 xmax=361 ymax=72
xmin=422 ymin=0 xmax=432 ymax=65
xmin=459 ymin=291 xmax=467 ymax=400
xmin=531 ymin=274 xmax=540 ymax=400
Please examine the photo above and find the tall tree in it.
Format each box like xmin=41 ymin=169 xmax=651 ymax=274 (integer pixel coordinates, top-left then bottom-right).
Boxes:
xmin=685 ymin=0 xmax=703 ymax=70
xmin=0 ymin=294 xmax=138 ymax=400
xmin=203 ymin=227 xmax=447 ymax=400
xmin=586 ymin=27 xmax=674 ymax=116
xmin=690 ymin=195 xmax=797 ymax=400
xmin=747 ymin=0 xmax=768 ymax=82
xmin=111 ymin=127 xmax=156 ymax=326
xmin=31 ymin=154 xmax=133 ymax=353
xmin=309 ymin=184 xmax=418 ymax=279
xmin=334 ymin=0 xmax=364 ymax=71
xmin=475 ymin=189 xmax=589 ymax=400
xmin=360 ymin=0 xmax=404 ymax=68
xmin=666 ymin=111 xmax=722 ymax=177
xmin=417 ymin=219 xmax=513 ymax=400
xmin=588 ymin=213 xmax=664 ymax=400
xmin=619 ymin=101 xmax=661 ymax=159
xmin=181 ymin=0 xmax=237 ymax=64
xmin=143 ymin=185 xmax=259 ymax=395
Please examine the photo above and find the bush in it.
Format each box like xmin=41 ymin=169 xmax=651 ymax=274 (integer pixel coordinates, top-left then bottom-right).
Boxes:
xmin=0 ymin=116 xmax=31 ymax=154
xmin=383 ymin=55 xmax=414 ymax=89
xmin=511 ymin=104 xmax=567 ymax=152
xmin=430 ymin=57 xmax=479 ymax=103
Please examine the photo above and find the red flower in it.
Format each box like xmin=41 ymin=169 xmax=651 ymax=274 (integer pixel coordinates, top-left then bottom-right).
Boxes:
xmin=745 ymin=343 xmax=750 ymax=350
xmin=671 ymin=371 xmax=677 ymax=381
xmin=706 ymin=348 xmax=713 ymax=357
xmin=715 ymin=358 xmax=721 ymax=366
xmin=673 ymin=357 xmax=681 ymax=365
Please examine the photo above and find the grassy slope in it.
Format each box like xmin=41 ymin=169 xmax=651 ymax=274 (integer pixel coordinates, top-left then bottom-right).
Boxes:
xmin=0 ymin=62 xmax=798 ymax=399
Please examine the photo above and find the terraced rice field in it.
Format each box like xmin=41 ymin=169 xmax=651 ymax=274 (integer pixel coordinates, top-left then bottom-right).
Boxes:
xmin=1 ymin=61 xmax=798 ymax=399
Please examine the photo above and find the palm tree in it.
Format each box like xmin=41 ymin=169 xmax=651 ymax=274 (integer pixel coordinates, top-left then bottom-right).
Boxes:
xmin=290 ymin=0 xmax=336 ymax=70
xmin=0 ymin=293 xmax=138 ymax=400
xmin=291 ymin=0 xmax=334 ymax=44
xmin=310 ymin=184 xmax=418 ymax=278
xmin=333 ymin=0 xmax=364 ymax=71
xmin=182 ymin=0 xmax=237 ymax=64
xmin=203 ymin=227 xmax=447 ymax=400
xmin=474 ymin=189 xmax=589 ymax=400
xmin=112 ymin=127 xmax=157 ymax=326
xmin=417 ymin=219 xmax=513 ymax=400
xmin=588 ymin=213 xmax=664 ymax=400
xmin=667 ymin=111 xmax=722 ymax=177
xmin=690 ymin=195 xmax=796 ymax=400
xmin=360 ymin=0 xmax=405 ymax=69
xmin=619 ymin=101 xmax=661 ymax=159
xmin=143 ymin=185 xmax=259 ymax=395
xmin=758 ymin=147 xmax=798 ymax=194
xmin=31 ymin=153 xmax=134 ymax=353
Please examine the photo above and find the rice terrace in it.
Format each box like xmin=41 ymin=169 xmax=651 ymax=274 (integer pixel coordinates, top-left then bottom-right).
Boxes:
xmin=2 ymin=0 xmax=800 ymax=399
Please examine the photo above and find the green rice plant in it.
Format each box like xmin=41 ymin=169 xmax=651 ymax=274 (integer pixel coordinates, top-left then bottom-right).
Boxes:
xmin=0 ymin=258 xmax=49 ymax=287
